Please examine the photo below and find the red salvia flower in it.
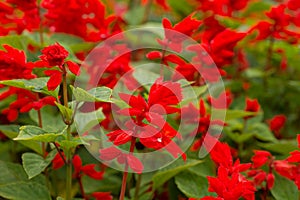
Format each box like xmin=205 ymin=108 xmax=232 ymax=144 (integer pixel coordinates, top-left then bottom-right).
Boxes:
xmin=195 ymin=0 xmax=250 ymax=16
xmin=0 ymin=45 xmax=35 ymax=81
xmin=208 ymin=90 xmax=233 ymax=109
xmin=99 ymin=146 xmax=144 ymax=173
xmin=92 ymin=192 xmax=113 ymax=200
xmin=269 ymin=114 xmax=287 ymax=133
xmin=40 ymin=43 xmax=69 ymax=67
xmin=42 ymin=0 xmax=123 ymax=41
xmin=118 ymin=78 xmax=182 ymax=124
xmin=244 ymin=98 xmax=260 ymax=119
xmin=40 ymin=43 xmax=80 ymax=90
xmin=251 ymin=150 xmax=272 ymax=168
xmin=161 ymin=14 xmax=202 ymax=51
xmin=72 ymin=155 xmax=104 ymax=180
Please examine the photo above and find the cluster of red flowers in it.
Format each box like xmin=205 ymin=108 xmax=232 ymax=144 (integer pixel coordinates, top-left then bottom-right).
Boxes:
xmin=0 ymin=0 xmax=299 ymax=199
xmin=99 ymin=78 xmax=185 ymax=173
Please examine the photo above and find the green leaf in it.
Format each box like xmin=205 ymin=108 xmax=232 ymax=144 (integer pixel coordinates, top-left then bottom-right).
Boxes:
xmin=188 ymin=158 xmax=214 ymax=177
xmin=0 ymin=35 xmax=33 ymax=51
xmin=0 ymin=125 xmax=42 ymax=154
xmin=175 ymin=171 xmax=209 ymax=198
xmin=271 ymin=172 xmax=298 ymax=200
xmin=75 ymin=108 xmax=106 ymax=133
xmin=29 ymin=106 xmax=66 ymax=132
xmin=0 ymin=78 xmax=59 ymax=98
xmin=133 ymin=68 xmax=160 ymax=91
xmin=124 ymin=6 xmax=146 ymax=25
xmin=71 ymin=86 xmax=112 ymax=102
xmin=258 ymin=140 xmax=298 ymax=154
xmin=58 ymin=135 xmax=98 ymax=150
xmin=247 ymin=123 xmax=277 ymax=142
xmin=152 ymin=159 xmax=202 ymax=189
xmin=22 ymin=151 xmax=56 ymax=179
xmin=0 ymin=161 xmax=51 ymax=200
xmin=212 ymin=109 xmax=255 ymax=122
xmin=55 ymin=102 xmax=73 ymax=121
xmin=82 ymin=174 xmax=121 ymax=194
xmin=181 ymin=85 xmax=208 ymax=106
xmin=15 ymin=125 xmax=66 ymax=142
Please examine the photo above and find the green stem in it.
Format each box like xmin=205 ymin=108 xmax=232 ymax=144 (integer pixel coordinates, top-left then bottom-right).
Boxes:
xmin=134 ymin=174 xmax=142 ymax=200
xmin=265 ymin=36 xmax=275 ymax=71
xmin=65 ymin=125 xmax=72 ymax=200
xmin=62 ymin=65 xmax=73 ymax=200
xmin=38 ymin=2 xmax=44 ymax=47
xmin=78 ymin=176 xmax=87 ymax=199
xmin=37 ymin=108 xmax=47 ymax=157
xmin=142 ymin=0 xmax=153 ymax=23
xmin=119 ymin=137 xmax=137 ymax=200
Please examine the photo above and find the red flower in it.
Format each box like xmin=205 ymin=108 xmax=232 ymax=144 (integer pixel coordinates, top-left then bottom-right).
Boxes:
xmin=99 ymin=146 xmax=144 ymax=173
xmin=269 ymin=114 xmax=286 ymax=133
xmin=196 ymin=0 xmax=250 ymax=16
xmin=208 ymin=90 xmax=233 ymax=109
xmin=161 ymin=14 xmax=202 ymax=51
xmin=0 ymin=45 xmax=35 ymax=81
xmin=0 ymin=0 xmax=39 ymax=35
xmin=244 ymin=98 xmax=260 ymax=119
xmin=42 ymin=0 xmax=123 ymax=41
xmin=72 ymin=155 xmax=104 ymax=180
xmin=251 ymin=150 xmax=272 ymax=168
xmin=92 ymin=192 xmax=113 ymax=200
xmin=40 ymin=43 xmax=80 ymax=90
xmin=198 ymin=17 xmax=246 ymax=68
xmin=267 ymin=173 xmax=275 ymax=189
xmin=205 ymin=166 xmax=255 ymax=200
xmin=118 ymin=78 xmax=182 ymax=124
xmin=1 ymin=87 xmax=56 ymax=122
xmin=40 ymin=43 xmax=69 ymax=67
xmin=52 ymin=151 xmax=66 ymax=170
xmin=139 ymin=122 xmax=186 ymax=160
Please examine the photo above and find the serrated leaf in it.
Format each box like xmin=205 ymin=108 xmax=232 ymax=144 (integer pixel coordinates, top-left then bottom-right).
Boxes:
xmin=258 ymin=140 xmax=298 ymax=154
xmin=15 ymin=125 xmax=66 ymax=142
xmin=55 ymin=102 xmax=73 ymax=121
xmin=0 ymin=78 xmax=59 ymax=98
xmin=0 ymin=125 xmax=42 ymax=154
xmin=75 ymin=108 xmax=106 ymax=133
xmin=22 ymin=151 xmax=56 ymax=179
xmin=29 ymin=106 xmax=66 ymax=132
xmin=213 ymin=110 xmax=255 ymax=122
xmin=271 ymin=172 xmax=298 ymax=200
xmin=58 ymin=135 xmax=98 ymax=150
xmin=71 ymin=86 xmax=112 ymax=102
xmin=248 ymin=123 xmax=277 ymax=142
xmin=0 ymin=161 xmax=51 ymax=200
xmin=152 ymin=159 xmax=202 ymax=189
xmin=175 ymin=171 xmax=209 ymax=198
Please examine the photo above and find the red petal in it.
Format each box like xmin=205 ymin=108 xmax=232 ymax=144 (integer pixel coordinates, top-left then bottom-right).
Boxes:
xmin=44 ymin=70 xmax=62 ymax=91
xmin=92 ymin=192 xmax=113 ymax=200
xmin=81 ymin=164 xmax=104 ymax=180
xmin=126 ymin=154 xmax=144 ymax=173
xmin=146 ymin=51 xmax=162 ymax=60
xmin=267 ymin=173 xmax=275 ymax=189
xmin=72 ymin=155 xmax=82 ymax=175
xmin=99 ymin=146 xmax=122 ymax=161
xmin=66 ymin=61 xmax=80 ymax=75
xmin=52 ymin=152 xmax=66 ymax=170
